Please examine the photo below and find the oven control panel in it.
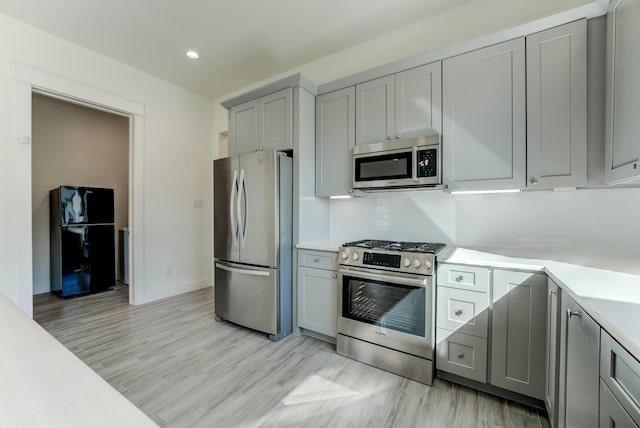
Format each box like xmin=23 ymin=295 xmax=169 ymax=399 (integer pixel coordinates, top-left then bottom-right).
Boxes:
xmin=340 ymin=247 xmax=435 ymax=275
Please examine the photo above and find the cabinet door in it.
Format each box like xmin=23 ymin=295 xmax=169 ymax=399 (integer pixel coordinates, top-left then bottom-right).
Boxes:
xmin=605 ymin=0 xmax=640 ymax=184
xmin=260 ymin=88 xmax=292 ymax=151
xmin=600 ymin=380 xmax=639 ymax=428
xmin=229 ymin=99 xmax=259 ymax=155
xmin=527 ymin=20 xmax=587 ymax=189
xmin=395 ymin=62 xmax=442 ymax=138
xmin=443 ymin=38 xmax=526 ymax=192
xmin=356 ymin=75 xmax=394 ymax=145
xmin=490 ymin=270 xmax=546 ymax=399
xmin=560 ymin=294 xmax=600 ymax=428
xmin=297 ymin=266 xmax=337 ymax=337
xmin=545 ymin=279 xmax=561 ymax=427
xmin=315 ymin=87 xmax=355 ymax=197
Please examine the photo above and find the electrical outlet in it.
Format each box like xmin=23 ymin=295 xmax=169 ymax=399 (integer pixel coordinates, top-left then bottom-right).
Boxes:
xmin=165 ymin=265 xmax=173 ymax=276
xmin=192 ymin=199 xmax=204 ymax=208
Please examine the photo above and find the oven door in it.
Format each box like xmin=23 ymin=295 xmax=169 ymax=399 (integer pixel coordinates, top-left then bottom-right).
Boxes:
xmin=338 ymin=267 xmax=432 ymax=358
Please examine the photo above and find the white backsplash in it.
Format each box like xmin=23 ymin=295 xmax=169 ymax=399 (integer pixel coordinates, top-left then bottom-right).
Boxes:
xmin=330 ymin=187 xmax=640 ymax=275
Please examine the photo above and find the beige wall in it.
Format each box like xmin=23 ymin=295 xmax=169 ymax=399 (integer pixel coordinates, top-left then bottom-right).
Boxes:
xmin=31 ymin=93 xmax=129 ymax=295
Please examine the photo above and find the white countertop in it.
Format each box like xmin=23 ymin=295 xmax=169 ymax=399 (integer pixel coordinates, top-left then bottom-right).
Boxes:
xmin=0 ymin=293 xmax=158 ymax=428
xmin=296 ymin=239 xmax=343 ymax=252
xmin=439 ymin=247 xmax=640 ymax=362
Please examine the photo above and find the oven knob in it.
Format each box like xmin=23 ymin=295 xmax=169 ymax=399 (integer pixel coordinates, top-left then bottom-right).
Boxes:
xmin=341 ymin=251 xmax=348 ymax=260
xmin=403 ymin=258 xmax=411 ymax=267
xmin=423 ymin=260 xmax=433 ymax=269
xmin=413 ymin=259 xmax=422 ymax=269
xmin=352 ymin=252 xmax=359 ymax=261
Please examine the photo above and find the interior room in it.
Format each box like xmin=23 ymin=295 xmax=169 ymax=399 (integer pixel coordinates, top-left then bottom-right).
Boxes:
xmin=1 ymin=0 xmax=640 ymax=427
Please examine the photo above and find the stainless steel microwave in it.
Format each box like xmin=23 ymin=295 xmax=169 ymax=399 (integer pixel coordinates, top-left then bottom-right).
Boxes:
xmin=352 ymin=135 xmax=441 ymax=190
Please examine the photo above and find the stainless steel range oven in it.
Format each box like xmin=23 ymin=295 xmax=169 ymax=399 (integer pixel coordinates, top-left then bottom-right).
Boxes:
xmin=337 ymin=240 xmax=445 ymax=385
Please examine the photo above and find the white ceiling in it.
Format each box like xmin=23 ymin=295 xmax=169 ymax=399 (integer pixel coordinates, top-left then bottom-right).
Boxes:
xmin=0 ymin=0 xmax=472 ymax=99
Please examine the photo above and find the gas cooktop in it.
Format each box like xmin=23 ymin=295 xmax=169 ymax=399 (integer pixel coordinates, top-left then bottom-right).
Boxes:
xmin=343 ymin=239 xmax=446 ymax=254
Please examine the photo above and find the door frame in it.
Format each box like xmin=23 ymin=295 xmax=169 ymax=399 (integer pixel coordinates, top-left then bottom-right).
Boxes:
xmin=14 ymin=63 xmax=145 ymax=315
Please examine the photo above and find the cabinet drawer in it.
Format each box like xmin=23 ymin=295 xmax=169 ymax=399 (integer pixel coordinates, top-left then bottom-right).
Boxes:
xmin=436 ymin=287 xmax=489 ymax=338
xmin=601 ymin=330 xmax=640 ymax=423
xmin=437 ymin=264 xmax=490 ymax=293
xmin=436 ymin=328 xmax=487 ymax=383
xmin=601 ymin=379 xmax=639 ymax=428
xmin=298 ymin=250 xmax=337 ymax=270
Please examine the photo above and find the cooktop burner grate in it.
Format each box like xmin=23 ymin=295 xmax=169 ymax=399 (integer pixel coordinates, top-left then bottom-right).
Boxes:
xmin=343 ymin=239 xmax=446 ymax=254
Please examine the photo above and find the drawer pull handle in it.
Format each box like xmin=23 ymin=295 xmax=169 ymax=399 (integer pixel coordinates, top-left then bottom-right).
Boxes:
xmin=455 ymin=275 xmax=464 ymax=283
xmin=454 ymin=309 xmax=463 ymax=316
xmin=568 ymin=310 xmax=581 ymax=319
xmin=457 ymin=352 xmax=464 ymax=359
xmin=314 ymin=258 xmax=320 ymax=262
xmin=332 ymin=274 xmax=337 ymax=279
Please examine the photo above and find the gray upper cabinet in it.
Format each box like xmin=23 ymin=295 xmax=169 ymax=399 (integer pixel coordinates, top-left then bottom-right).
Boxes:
xmin=443 ymin=38 xmax=526 ymax=192
xmin=228 ymin=88 xmax=292 ymax=156
xmin=260 ymin=88 xmax=292 ymax=152
xmin=315 ymin=87 xmax=355 ymax=197
xmin=558 ymin=294 xmax=600 ymax=428
xmin=526 ymin=20 xmax=587 ymax=190
xmin=355 ymin=62 xmax=442 ymax=146
xmin=605 ymin=0 xmax=640 ymax=184
xmin=490 ymin=270 xmax=546 ymax=399
xmin=545 ymin=279 xmax=561 ymax=428
xmin=229 ymin=99 xmax=259 ymax=155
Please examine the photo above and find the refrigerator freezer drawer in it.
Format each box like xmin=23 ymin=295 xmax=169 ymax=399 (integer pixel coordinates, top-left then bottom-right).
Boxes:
xmin=214 ymin=261 xmax=279 ymax=336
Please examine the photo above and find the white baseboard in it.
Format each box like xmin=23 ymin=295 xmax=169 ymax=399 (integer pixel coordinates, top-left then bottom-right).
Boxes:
xmin=137 ymin=279 xmax=212 ymax=305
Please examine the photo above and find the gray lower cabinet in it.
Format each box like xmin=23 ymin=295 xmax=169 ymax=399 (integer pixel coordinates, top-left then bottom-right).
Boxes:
xmin=600 ymin=330 xmax=640 ymax=426
xmin=315 ymin=87 xmax=355 ymax=197
xmin=297 ymin=250 xmax=338 ymax=338
xmin=600 ymin=380 xmax=639 ymax=428
xmin=491 ymin=270 xmax=547 ymax=399
xmin=558 ymin=294 xmax=600 ymax=428
xmin=526 ymin=19 xmax=587 ymax=189
xmin=546 ymin=279 xmax=562 ymax=427
xmin=442 ymin=38 xmax=526 ymax=192
xmin=605 ymin=0 xmax=640 ymax=184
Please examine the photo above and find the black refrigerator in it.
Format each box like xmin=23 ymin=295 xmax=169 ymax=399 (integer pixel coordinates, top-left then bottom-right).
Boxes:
xmin=50 ymin=186 xmax=116 ymax=297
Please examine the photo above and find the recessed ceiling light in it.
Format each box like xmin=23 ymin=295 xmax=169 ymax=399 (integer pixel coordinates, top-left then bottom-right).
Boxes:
xmin=186 ymin=50 xmax=199 ymax=59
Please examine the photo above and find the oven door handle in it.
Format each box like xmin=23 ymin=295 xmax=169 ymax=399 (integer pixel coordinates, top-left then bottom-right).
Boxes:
xmin=338 ymin=268 xmax=429 ymax=288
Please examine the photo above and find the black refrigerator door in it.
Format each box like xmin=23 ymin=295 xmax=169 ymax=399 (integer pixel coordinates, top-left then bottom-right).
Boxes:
xmin=58 ymin=186 xmax=114 ymax=225
xmin=60 ymin=225 xmax=115 ymax=296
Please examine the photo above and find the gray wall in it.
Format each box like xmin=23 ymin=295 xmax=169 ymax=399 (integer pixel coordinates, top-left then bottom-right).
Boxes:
xmin=31 ymin=93 xmax=129 ymax=295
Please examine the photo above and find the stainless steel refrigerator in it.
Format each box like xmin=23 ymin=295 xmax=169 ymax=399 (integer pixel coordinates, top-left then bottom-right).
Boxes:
xmin=213 ymin=150 xmax=293 ymax=341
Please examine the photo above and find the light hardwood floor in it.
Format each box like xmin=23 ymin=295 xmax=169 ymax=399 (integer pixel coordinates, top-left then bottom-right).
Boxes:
xmin=34 ymin=285 xmax=550 ymax=428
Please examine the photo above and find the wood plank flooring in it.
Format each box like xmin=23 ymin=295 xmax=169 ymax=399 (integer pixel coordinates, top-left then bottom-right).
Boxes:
xmin=33 ymin=285 xmax=550 ymax=428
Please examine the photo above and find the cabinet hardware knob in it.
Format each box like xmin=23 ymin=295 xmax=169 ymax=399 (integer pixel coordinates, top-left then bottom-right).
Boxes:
xmin=396 ymin=134 xmax=402 ymax=139
xmin=530 ymin=178 xmax=538 ymax=185
xmin=457 ymin=352 xmax=464 ymax=358
xmin=386 ymin=135 xmax=393 ymax=140
xmin=634 ymin=163 xmax=638 ymax=170
xmin=332 ymin=274 xmax=337 ymax=279
xmin=314 ymin=258 xmax=320 ymax=262
xmin=455 ymin=275 xmax=464 ymax=282
xmin=568 ymin=310 xmax=581 ymax=318
xmin=549 ymin=290 xmax=556 ymax=296
xmin=454 ymin=309 xmax=463 ymax=316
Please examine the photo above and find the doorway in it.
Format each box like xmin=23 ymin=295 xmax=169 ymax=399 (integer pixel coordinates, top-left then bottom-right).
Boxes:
xmin=14 ymin=64 xmax=145 ymax=316
xmin=31 ymin=93 xmax=130 ymax=298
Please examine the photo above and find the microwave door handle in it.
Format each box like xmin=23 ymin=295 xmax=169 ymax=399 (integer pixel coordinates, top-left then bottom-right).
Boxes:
xmin=412 ymin=146 xmax=418 ymax=182
xmin=230 ymin=169 xmax=239 ymax=247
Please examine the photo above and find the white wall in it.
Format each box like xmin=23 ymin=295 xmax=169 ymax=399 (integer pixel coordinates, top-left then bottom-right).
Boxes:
xmin=0 ymin=12 xmax=213 ymax=313
xmin=330 ymin=188 xmax=640 ymax=275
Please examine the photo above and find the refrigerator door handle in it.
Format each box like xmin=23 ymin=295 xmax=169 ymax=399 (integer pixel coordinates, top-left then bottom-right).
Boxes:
xmin=239 ymin=168 xmax=248 ymax=247
xmin=215 ymin=262 xmax=270 ymax=277
xmin=229 ymin=169 xmax=239 ymax=247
